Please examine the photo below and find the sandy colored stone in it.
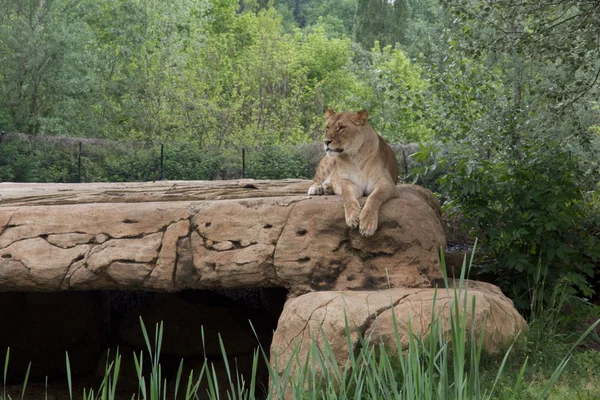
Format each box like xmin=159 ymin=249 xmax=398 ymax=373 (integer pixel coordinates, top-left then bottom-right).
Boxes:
xmin=0 ymin=238 xmax=90 ymax=289
xmin=270 ymin=281 xmax=526 ymax=377
xmin=365 ymin=281 xmax=527 ymax=354
xmin=0 ymin=180 xmax=444 ymax=292
xmin=68 ymin=263 xmax=99 ymax=288
xmin=0 ymin=202 xmax=191 ymax=249
xmin=275 ymin=185 xmax=446 ymax=294
xmin=95 ymin=233 xmax=109 ymax=243
xmin=106 ymin=261 xmax=154 ymax=286
xmin=46 ymin=233 xmax=95 ymax=248
xmin=147 ymin=219 xmax=190 ymax=290
xmin=0 ymin=179 xmax=313 ymax=206
xmin=0 ymin=259 xmax=36 ymax=289
xmin=87 ymin=233 xmax=163 ymax=271
xmin=212 ymin=240 xmax=235 ymax=251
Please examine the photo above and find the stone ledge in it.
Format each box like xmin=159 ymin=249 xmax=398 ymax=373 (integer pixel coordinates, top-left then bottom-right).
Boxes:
xmin=0 ymin=180 xmax=445 ymax=294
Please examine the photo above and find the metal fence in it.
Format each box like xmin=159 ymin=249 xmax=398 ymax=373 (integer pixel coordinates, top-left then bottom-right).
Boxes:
xmin=0 ymin=131 xmax=419 ymax=183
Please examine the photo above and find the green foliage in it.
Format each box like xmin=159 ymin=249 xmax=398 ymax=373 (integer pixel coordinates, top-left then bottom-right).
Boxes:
xmin=0 ymin=0 xmax=598 ymax=320
xmin=353 ymin=0 xmax=410 ymax=50
xmin=417 ymin=140 xmax=600 ymax=310
xmin=398 ymin=0 xmax=600 ymax=312
xmin=0 ymin=140 xmax=79 ymax=183
xmin=348 ymin=43 xmax=433 ymax=143
xmin=0 ymin=0 xmax=434 ymax=148
xmin=245 ymin=146 xmax=314 ymax=179
xmin=0 ymin=136 xmax=325 ymax=183
xmin=0 ymin=0 xmax=99 ymax=135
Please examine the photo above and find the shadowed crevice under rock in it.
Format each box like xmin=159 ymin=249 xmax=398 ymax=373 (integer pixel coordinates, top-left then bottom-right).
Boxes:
xmin=0 ymin=287 xmax=286 ymax=399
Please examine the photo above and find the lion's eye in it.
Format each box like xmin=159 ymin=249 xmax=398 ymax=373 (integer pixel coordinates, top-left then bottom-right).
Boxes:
xmin=337 ymin=125 xmax=345 ymax=131
xmin=326 ymin=125 xmax=330 ymax=129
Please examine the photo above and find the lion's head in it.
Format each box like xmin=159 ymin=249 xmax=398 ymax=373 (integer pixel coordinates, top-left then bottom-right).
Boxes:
xmin=323 ymin=109 xmax=370 ymax=158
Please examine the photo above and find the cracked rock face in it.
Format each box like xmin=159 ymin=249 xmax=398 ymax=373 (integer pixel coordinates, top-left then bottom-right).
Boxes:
xmin=0 ymin=179 xmax=527 ymax=394
xmin=0 ymin=180 xmax=445 ymax=293
xmin=270 ymin=280 xmax=527 ymax=378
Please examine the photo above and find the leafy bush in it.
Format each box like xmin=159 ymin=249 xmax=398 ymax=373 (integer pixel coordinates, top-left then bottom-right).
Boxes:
xmin=0 ymin=140 xmax=78 ymax=183
xmin=246 ymin=145 xmax=317 ymax=180
xmin=416 ymin=141 xmax=600 ymax=311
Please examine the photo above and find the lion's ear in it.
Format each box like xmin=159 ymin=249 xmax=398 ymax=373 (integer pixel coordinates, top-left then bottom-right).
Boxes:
xmin=352 ymin=109 xmax=369 ymax=125
xmin=325 ymin=109 xmax=336 ymax=119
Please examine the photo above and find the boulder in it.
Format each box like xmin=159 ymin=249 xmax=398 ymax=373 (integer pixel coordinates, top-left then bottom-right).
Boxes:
xmin=0 ymin=180 xmax=445 ymax=294
xmin=270 ymin=280 xmax=527 ymax=377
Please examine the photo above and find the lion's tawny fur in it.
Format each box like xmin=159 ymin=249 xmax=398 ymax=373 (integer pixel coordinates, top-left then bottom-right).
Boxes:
xmin=308 ymin=109 xmax=399 ymax=236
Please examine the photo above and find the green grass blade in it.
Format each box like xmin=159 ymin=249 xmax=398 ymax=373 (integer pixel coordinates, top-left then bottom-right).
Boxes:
xmin=174 ymin=359 xmax=184 ymax=400
xmin=134 ymin=351 xmax=147 ymax=400
xmin=110 ymin=351 xmax=122 ymax=400
xmin=3 ymin=348 xmax=9 ymax=400
xmin=511 ymin=356 xmax=528 ymax=397
xmin=19 ymin=362 xmax=31 ymax=400
xmin=139 ymin=317 xmax=153 ymax=365
xmin=65 ymin=352 xmax=73 ymax=400
xmin=218 ymin=333 xmax=237 ymax=400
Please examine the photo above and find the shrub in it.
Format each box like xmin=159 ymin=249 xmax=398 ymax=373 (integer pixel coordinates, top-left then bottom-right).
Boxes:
xmin=245 ymin=145 xmax=317 ymax=180
xmin=416 ymin=140 xmax=600 ymax=311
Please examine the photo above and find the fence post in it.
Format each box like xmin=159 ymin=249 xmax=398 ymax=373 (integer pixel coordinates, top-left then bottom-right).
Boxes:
xmin=401 ymin=147 xmax=408 ymax=181
xmin=242 ymin=147 xmax=246 ymax=179
xmin=78 ymin=141 xmax=82 ymax=183
xmin=160 ymin=143 xmax=164 ymax=180
xmin=0 ymin=131 xmax=5 ymax=147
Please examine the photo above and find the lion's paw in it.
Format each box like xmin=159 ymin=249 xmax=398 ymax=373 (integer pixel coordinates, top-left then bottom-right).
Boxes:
xmin=323 ymin=183 xmax=335 ymax=195
xmin=307 ymin=184 xmax=324 ymax=195
xmin=359 ymin=209 xmax=378 ymax=237
xmin=345 ymin=207 xmax=361 ymax=229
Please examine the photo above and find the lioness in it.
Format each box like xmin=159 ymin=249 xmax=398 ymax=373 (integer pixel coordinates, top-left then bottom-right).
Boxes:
xmin=308 ymin=109 xmax=399 ymax=237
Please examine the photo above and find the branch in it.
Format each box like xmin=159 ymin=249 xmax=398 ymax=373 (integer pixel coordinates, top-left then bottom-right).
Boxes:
xmin=553 ymin=65 xmax=600 ymax=121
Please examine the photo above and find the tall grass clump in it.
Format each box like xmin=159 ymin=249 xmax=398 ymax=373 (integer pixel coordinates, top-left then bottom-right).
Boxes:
xmin=2 ymin=246 xmax=598 ymax=399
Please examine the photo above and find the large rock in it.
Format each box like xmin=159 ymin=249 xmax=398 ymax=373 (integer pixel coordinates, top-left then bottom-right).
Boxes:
xmin=0 ymin=180 xmax=445 ymax=294
xmin=270 ymin=280 xmax=527 ymax=377
xmin=0 ymin=179 xmax=529 ymax=399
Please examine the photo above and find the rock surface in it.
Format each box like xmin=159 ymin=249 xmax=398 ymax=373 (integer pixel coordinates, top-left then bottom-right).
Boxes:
xmin=270 ymin=280 xmax=527 ymax=376
xmin=0 ymin=180 xmax=445 ymax=294
xmin=0 ymin=179 xmax=528 ymax=399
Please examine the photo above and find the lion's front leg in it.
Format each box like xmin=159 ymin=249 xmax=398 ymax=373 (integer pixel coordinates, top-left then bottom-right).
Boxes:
xmin=341 ymin=180 xmax=363 ymax=228
xmin=359 ymin=184 xmax=399 ymax=237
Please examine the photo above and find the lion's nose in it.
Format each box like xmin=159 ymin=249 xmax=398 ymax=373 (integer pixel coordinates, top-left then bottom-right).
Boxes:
xmin=324 ymin=140 xmax=333 ymax=146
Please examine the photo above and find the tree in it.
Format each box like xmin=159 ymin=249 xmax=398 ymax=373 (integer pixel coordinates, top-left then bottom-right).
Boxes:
xmin=0 ymin=0 xmax=98 ymax=135
xmin=442 ymin=0 xmax=600 ymax=143
xmin=354 ymin=0 xmax=410 ymax=50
